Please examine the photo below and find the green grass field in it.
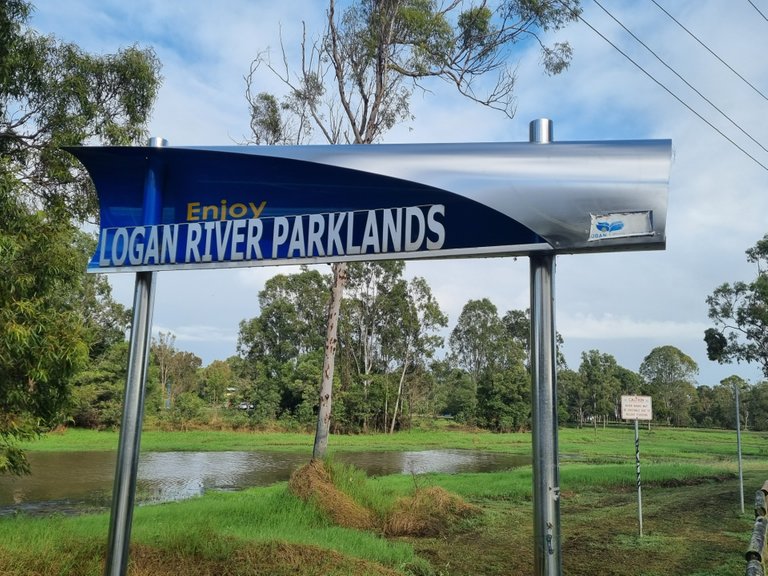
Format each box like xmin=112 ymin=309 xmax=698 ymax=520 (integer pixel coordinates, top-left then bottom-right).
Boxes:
xmin=23 ymin=424 xmax=768 ymax=461
xmin=4 ymin=425 xmax=766 ymax=575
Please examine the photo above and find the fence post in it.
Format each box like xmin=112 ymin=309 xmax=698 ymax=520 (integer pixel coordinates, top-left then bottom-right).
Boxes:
xmin=746 ymin=482 xmax=768 ymax=575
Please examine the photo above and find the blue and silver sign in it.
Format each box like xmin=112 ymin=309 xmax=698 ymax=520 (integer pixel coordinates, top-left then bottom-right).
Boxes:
xmin=68 ymin=140 xmax=671 ymax=273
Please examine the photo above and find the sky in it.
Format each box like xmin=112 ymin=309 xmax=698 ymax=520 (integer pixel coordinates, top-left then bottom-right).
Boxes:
xmin=28 ymin=0 xmax=768 ymax=386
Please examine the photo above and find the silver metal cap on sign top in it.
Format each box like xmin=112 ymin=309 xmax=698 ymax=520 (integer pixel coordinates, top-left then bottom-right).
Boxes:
xmin=530 ymin=119 xmax=553 ymax=144
xmin=148 ymin=136 xmax=168 ymax=148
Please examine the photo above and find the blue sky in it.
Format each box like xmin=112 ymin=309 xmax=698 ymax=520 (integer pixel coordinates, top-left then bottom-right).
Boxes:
xmin=29 ymin=0 xmax=768 ymax=386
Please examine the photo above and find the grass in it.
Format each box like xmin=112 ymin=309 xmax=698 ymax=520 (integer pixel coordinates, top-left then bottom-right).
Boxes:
xmin=0 ymin=483 xmax=423 ymax=576
xmin=6 ymin=425 xmax=768 ymax=575
xmin=23 ymin=425 xmax=768 ymax=463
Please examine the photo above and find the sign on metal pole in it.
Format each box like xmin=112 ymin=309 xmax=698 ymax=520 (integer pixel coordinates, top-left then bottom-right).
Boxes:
xmin=68 ymin=133 xmax=671 ymax=576
xmin=621 ymin=395 xmax=653 ymax=421
xmin=622 ymin=395 xmax=653 ymax=537
xmin=69 ymin=140 xmax=670 ymax=274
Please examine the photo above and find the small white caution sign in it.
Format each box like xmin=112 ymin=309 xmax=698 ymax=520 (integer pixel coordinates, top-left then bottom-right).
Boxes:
xmin=621 ymin=395 xmax=653 ymax=421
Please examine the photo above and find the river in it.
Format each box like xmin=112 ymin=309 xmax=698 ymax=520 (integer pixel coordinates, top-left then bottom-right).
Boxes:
xmin=0 ymin=449 xmax=528 ymax=516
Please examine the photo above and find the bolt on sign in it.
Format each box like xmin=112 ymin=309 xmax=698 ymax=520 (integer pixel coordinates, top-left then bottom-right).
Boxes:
xmin=67 ymin=140 xmax=671 ymax=273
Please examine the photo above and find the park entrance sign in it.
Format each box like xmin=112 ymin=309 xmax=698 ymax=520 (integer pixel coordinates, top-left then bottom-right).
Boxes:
xmin=71 ymin=139 xmax=671 ymax=273
xmin=68 ymin=122 xmax=671 ymax=576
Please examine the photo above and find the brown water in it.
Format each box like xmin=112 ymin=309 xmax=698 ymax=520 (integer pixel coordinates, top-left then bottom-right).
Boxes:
xmin=0 ymin=449 xmax=528 ymax=516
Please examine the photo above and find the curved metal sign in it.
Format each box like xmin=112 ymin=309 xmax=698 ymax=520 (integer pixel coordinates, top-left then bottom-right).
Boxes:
xmin=68 ymin=140 xmax=671 ymax=273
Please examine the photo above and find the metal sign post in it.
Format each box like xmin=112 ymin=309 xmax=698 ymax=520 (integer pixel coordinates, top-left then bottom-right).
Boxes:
xmin=529 ymin=119 xmax=561 ymax=576
xmin=104 ymin=137 xmax=166 ymax=576
xmin=67 ymin=128 xmax=671 ymax=576
xmin=621 ymin=395 xmax=653 ymax=538
xmin=735 ymin=384 xmax=745 ymax=514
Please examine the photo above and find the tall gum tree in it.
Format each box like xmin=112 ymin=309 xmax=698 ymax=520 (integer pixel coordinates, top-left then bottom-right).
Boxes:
xmin=705 ymin=234 xmax=768 ymax=377
xmin=0 ymin=0 xmax=161 ymax=474
xmin=246 ymin=0 xmax=582 ymax=459
xmin=639 ymin=345 xmax=698 ymax=426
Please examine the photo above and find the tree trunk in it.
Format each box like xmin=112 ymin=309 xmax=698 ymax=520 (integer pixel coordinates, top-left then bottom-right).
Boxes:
xmin=389 ymin=354 xmax=409 ymax=434
xmin=312 ymin=262 xmax=347 ymax=461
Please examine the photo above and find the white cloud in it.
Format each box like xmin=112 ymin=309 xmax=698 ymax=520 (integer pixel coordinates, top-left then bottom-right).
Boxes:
xmin=152 ymin=324 xmax=237 ymax=344
xmin=559 ymin=312 xmax=708 ymax=340
xmin=28 ymin=0 xmax=768 ymax=384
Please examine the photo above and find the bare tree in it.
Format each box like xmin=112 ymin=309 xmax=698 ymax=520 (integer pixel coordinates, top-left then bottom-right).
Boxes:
xmin=247 ymin=0 xmax=581 ymax=458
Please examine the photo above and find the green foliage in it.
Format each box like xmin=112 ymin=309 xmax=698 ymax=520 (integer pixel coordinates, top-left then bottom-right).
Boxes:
xmin=69 ymin=341 xmax=128 ymax=429
xmin=248 ymin=92 xmax=284 ymax=145
xmin=162 ymin=391 xmax=208 ymax=431
xmin=0 ymin=0 xmax=161 ymax=472
xmin=476 ymin=363 xmax=529 ymax=432
xmin=199 ymin=359 xmax=238 ymax=407
xmin=151 ymin=332 xmax=202 ymax=411
xmin=238 ymin=267 xmax=329 ymax=366
xmin=748 ymin=380 xmax=768 ymax=431
xmin=449 ymin=298 xmax=507 ymax=389
xmin=249 ymin=0 xmax=581 ymax=145
xmin=458 ymin=6 xmax=492 ymax=50
xmin=578 ymin=349 xmax=620 ymax=421
xmin=639 ymin=345 xmax=698 ymax=426
xmin=557 ymin=367 xmax=586 ymax=426
xmin=0 ymin=185 xmax=89 ymax=473
xmin=2 ymin=4 xmax=161 ymax=219
xmin=706 ymin=233 xmax=768 ymax=377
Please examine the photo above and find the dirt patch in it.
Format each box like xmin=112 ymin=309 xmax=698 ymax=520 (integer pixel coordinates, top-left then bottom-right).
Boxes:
xmin=651 ymin=474 xmax=732 ymax=488
xmin=129 ymin=541 xmax=401 ymax=576
xmin=289 ymin=460 xmax=375 ymax=531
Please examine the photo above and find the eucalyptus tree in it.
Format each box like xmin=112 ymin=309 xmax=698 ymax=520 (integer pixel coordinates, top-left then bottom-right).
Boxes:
xmin=639 ymin=345 xmax=698 ymax=426
xmin=200 ymin=360 xmax=239 ymax=408
xmin=151 ymin=332 xmax=202 ymax=410
xmin=0 ymin=0 xmax=161 ymax=474
xmin=69 ymin=341 xmax=130 ymax=429
xmin=382 ymin=276 xmax=447 ymax=432
xmin=578 ymin=349 xmax=620 ymax=428
xmin=502 ymin=308 xmax=567 ymax=370
xmin=237 ymin=267 xmax=330 ymax=423
xmin=247 ymin=0 xmax=581 ymax=146
xmin=2 ymin=0 xmax=161 ymax=220
xmin=476 ymin=341 xmax=529 ymax=431
xmin=556 ymin=367 xmax=585 ymax=426
xmin=247 ymin=0 xmax=581 ymax=456
xmin=449 ymin=298 xmax=508 ymax=392
xmin=339 ymin=260 xmax=406 ymax=430
xmin=238 ymin=268 xmax=329 ymax=369
xmin=705 ymin=234 xmax=768 ymax=377
xmin=748 ymin=380 xmax=768 ymax=431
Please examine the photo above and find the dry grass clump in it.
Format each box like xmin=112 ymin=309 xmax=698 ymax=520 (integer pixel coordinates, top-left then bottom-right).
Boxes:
xmin=288 ymin=459 xmax=376 ymax=531
xmin=129 ymin=541 xmax=402 ymax=576
xmin=384 ymin=486 xmax=479 ymax=537
xmin=289 ymin=460 xmax=479 ymax=538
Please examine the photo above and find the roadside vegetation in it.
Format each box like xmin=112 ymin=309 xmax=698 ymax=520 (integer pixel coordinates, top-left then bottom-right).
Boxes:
xmin=4 ymin=426 xmax=767 ymax=575
xmin=0 ymin=448 xmax=760 ymax=576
